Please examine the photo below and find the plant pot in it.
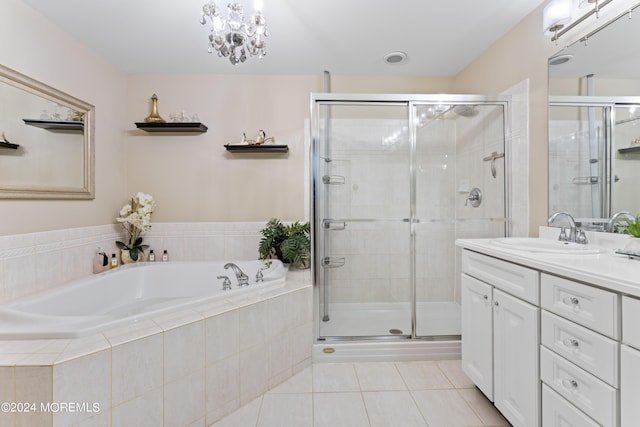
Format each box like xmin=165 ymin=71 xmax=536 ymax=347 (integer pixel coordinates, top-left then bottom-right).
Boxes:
xmin=120 ymin=249 xmax=145 ymax=264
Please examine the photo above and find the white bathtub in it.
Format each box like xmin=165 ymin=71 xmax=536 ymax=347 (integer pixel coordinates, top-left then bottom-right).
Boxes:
xmin=0 ymin=259 xmax=287 ymax=339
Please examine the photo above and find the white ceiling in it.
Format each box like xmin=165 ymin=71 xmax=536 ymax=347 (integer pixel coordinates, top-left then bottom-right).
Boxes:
xmin=21 ymin=0 xmax=547 ymax=76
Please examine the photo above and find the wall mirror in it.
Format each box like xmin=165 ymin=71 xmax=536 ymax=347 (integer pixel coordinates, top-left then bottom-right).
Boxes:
xmin=548 ymin=3 xmax=640 ymax=230
xmin=0 ymin=64 xmax=94 ymax=199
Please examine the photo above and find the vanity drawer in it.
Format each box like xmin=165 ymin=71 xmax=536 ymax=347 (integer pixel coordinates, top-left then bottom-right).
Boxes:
xmin=541 ymin=346 xmax=618 ymax=427
xmin=541 ymin=311 xmax=619 ymax=387
xmin=461 ymin=250 xmax=539 ymax=305
xmin=622 ymin=296 xmax=640 ymax=350
xmin=541 ymin=273 xmax=619 ymax=339
xmin=542 ymin=384 xmax=600 ymax=427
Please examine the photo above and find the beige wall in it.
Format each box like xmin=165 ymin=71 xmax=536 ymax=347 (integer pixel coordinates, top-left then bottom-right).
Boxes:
xmin=0 ymin=0 xmax=127 ymax=236
xmin=124 ymin=74 xmax=456 ymax=224
xmin=1 ymin=0 xmax=578 ymax=236
xmin=455 ymin=3 xmax=559 ymax=236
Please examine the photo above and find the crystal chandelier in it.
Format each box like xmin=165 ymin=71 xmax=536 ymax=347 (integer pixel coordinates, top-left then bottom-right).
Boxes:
xmin=200 ymin=1 xmax=268 ymax=65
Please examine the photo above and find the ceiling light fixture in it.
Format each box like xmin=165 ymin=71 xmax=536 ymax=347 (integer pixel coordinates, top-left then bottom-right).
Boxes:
xmin=384 ymin=51 xmax=408 ymax=65
xmin=200 ymin=0 xmax=268 ymax=65
xmin=543 ymin=0 xmax=572 ymax=42
xmin=549 ymin=54 xmax=573 ymax=65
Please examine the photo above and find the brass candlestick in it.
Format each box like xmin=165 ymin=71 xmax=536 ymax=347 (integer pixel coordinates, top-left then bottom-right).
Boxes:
xmin=144 ymin=94 xmax=166 ymax=123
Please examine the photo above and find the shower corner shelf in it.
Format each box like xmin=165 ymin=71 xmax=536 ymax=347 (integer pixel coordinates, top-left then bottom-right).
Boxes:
xmin=618 ymin=145 xmax=640 ymax=154
xmin=135 ymin=122 xmax=208 ymax=133
xmin=224 ymin=144 xmax=289 ymax=153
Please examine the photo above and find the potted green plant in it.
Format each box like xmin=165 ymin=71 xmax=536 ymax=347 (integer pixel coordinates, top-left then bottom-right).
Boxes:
xmin=623 ymin=214 xmax=640 ymax=238
xmin=259 ymin=218 xmax=311 ymax=268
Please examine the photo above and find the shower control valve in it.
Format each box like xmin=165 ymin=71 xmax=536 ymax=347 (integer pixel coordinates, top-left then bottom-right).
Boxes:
xmin=465 ymin=188 xmax=483 ymax=208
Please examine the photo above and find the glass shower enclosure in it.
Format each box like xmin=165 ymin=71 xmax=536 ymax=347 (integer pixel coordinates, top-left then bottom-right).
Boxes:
xmin=311 ymin=94 xmax=510 ymax=340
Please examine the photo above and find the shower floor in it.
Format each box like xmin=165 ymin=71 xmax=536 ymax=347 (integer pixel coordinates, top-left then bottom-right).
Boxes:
xmin=318 ymin=301 xmax=461 ymax=338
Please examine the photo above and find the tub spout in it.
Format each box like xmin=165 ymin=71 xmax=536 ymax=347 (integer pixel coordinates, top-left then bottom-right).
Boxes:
xmin=224 ymin=263 xmax=249 ymax=286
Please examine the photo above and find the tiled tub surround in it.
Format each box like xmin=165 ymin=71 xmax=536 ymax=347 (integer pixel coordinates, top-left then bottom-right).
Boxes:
xmin=0 ymin=222 xmax=312 ymax=426
xmin=0 ymin=268 xmax=312 ymax=426
xmin=0 ymin=222 xmax=268 ymax=304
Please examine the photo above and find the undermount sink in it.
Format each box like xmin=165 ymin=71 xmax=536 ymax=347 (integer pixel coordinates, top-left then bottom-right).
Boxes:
xmin=490 ymin=238 xmax=605 ymax=254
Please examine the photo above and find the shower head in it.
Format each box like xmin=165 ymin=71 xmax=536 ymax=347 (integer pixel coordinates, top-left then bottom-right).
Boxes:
xmin=452 ymin=105 xmax=479 ymax=118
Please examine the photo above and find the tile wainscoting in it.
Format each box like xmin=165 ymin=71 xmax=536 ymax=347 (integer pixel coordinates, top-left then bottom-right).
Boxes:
xmin=0 ymin=222 xmax=268 ymax=304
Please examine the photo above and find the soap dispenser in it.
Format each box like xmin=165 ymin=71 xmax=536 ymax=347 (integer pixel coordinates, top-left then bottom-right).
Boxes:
xmin=93 ymin=247 xmax=109 ymax=273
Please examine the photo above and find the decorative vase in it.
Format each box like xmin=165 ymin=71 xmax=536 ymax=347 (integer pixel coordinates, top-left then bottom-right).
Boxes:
xmin=120 ymin=249 xmax=145 ymax=264
xmin=144 ymin=93 xmax=166 ymax=123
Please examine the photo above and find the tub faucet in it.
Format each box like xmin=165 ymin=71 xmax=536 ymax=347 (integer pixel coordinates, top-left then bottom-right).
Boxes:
xmin=547 ymin=211 xmax=577 ymax=242
xmin=607 ymin=211 xmax=634 ymax=232
xmin=224 ymin=263 xmax=249 ymax=287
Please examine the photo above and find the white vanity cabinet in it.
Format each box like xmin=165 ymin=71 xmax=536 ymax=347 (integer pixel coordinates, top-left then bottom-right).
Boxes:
xmin=540 ymin=273 xmax=620 ymax=427
xmin=621 ymin=296 xmax=640 ymax=427
xmin=461 ymin=250 xmax=540 ymax=427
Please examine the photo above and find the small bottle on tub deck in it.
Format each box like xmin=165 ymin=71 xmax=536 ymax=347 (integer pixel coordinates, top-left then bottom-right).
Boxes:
xmin=148 ymin=249 xmax=155 ymax=262
xmin=162 ymin=250 xmax=169 ymax=262
xmin=110 ymin=253 xmax=119 ymax=269
xmin=93 ymin=248 xmax=109 ymax=273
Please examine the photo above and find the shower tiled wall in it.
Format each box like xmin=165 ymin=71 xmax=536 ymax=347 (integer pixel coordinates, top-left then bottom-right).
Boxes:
xmin=0 ymin=222 xmax=267 ymax=304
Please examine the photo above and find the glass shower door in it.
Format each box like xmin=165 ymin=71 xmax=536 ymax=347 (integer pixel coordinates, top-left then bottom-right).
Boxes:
xmin=413 ymin=103 xmax=507 ymax=337
xmin=315 ymin=102 xmax=412 ymax=338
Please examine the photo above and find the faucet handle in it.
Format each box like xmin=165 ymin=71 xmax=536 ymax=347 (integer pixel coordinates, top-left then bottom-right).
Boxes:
xmin=217 ymin=275 xmax=232 ymax=291
xmin=575 ymin=229 xmax=588 ymax=245
xmin=558 ymin=227 xmax=569 ymax=242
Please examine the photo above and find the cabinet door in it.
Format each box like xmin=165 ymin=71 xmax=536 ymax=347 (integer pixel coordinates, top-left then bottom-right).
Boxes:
xmin=461 ymin=274 xmax=493 ymax=400
xmin=494 ymin=289 xmax=540 ymax=427
xmin=621 ymin=345 xmax=640 ymax=427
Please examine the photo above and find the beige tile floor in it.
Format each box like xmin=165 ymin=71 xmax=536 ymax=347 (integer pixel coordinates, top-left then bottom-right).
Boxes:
xmin=210 ymin=360 xmax=510 ymax=427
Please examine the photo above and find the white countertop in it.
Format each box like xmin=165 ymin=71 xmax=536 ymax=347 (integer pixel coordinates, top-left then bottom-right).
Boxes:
xmin=456 ymin=228 xmax=640 ymax=298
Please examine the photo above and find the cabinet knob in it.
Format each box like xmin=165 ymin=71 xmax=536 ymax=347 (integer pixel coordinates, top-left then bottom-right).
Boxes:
xmin=562 ymin=296 xmax=580 ymax=307
xmin=483 ymin=294 xmax=489 ymax=300
xmin=562 ymin=338 xmax=580 ymax=349
xmin=561 ymin=378 xmax=579 ymax=390
xmin=493 ymin=301 xmax=500 ymax=307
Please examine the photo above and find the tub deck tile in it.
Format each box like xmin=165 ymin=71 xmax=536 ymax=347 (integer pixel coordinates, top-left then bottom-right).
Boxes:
xmin=102 ymin=319 xmax=163 ymax=347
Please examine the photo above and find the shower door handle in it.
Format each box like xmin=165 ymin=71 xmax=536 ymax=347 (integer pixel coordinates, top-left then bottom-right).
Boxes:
xmin=323 ymin=219 xmax=346 ymax=230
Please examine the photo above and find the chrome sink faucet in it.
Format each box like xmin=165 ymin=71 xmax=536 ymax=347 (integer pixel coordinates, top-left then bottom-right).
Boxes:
xmin=607 ymin=211 xmax=634 ymax=232
xmin=547 ymin=211 xmax=578 ymax=242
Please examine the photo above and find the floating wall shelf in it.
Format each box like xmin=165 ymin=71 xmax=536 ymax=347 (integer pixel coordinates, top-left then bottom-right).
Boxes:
xmin=618 ymin=146 xmax=640 ymax=154
xmin=23 ymin=119 xmax=84 ymax=132
xmin=224 ymin=144 xmax=289 ymax=153
xmin=0 ymin=140 xmax=19 ymax=149
xmin=135 ymin=122 xmax=208 ymax=133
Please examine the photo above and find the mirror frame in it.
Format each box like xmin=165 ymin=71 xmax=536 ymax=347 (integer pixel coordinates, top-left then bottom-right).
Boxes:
xmin=0 ymin=64 xmax=94 ymax=199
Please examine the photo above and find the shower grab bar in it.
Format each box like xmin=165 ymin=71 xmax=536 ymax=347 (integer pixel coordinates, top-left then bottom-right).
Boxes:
xmin=482 ymin=151 xmax=505 ymax=178
xmin=323 ymin=219 xmax=347 ymax=230
xmin=572 ymin=176 xmax=599 ymax=185
xmin=322 ymin=257 xmax=346 ymax=268
xmin=322 ymin=175 xmax=346 ymax=185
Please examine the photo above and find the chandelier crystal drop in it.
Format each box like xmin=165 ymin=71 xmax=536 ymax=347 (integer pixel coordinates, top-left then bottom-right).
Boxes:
xmin=200 ymin=1 xmax=268 ymax=65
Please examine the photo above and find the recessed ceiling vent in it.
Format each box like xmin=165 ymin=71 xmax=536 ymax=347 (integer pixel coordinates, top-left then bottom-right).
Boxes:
xmin=549 ymin=54 xmax=573 ymax=66
xmin=384 ymin=51 xmax=407 ymax=64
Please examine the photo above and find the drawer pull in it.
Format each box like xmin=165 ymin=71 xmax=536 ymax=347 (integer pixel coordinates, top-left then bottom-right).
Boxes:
xmin=562 ymin=296 xmax=580 ymax=307
xmin=562 ymin=338 xmax=580 ymax=349
xmin=561 ymin=378 xmax=579 ymax=391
